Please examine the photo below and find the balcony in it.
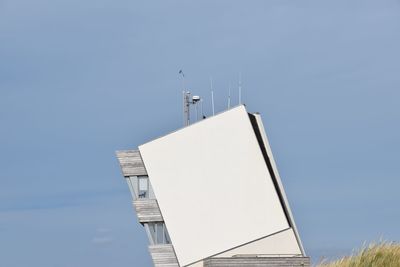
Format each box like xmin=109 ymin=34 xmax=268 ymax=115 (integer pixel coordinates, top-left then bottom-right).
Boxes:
xmin=133 ymin=199 xmax=163 ymax=223
xmin=116 ymin=150 xmax=147 ymax=177
xmin=148 ymin=244 xmax=179 ymax=267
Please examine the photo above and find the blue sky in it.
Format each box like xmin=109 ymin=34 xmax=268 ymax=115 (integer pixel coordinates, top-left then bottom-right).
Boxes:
xmin=1 ymin=0 xmax=400 ymax=266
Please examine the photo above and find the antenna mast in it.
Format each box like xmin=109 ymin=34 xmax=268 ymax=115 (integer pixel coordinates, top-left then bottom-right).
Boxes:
xmin=180 ymin=70 xmax=191 ymax=126
xmin=180 ymin=70 xmax=203 ymax=126
xmin=228 ymin=83 xmax=231 ymax=109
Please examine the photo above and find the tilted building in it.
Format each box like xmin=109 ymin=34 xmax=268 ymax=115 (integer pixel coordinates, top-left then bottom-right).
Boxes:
xmin=116 ymin=105 xmax=310 ymax=267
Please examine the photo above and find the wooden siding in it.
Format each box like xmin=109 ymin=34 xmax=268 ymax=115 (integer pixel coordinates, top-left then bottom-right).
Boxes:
xmin=133 ymin=199 xmax=163 ymax=223
xmin=203 ymin=257 xmax=310 ymax=267
xmin=116 ymin=150 xmax=147 ymax=176
xmin=149 ymin=244 xmax=179 ymax=267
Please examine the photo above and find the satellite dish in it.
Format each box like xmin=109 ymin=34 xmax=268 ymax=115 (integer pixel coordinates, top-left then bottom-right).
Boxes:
xmin=192 ymin=96 xmax=201 ymax=103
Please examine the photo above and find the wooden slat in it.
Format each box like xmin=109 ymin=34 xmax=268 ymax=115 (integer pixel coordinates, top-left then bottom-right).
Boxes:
xmin=116 ymin=150 xmax=147 ymax=176
xmin=203 ymin=257 xmax=310 ymax=267
xmin=133 ymin=199 xmax=163 ymax=223
xmin=148 ymin=244 xmax=179 ymax=267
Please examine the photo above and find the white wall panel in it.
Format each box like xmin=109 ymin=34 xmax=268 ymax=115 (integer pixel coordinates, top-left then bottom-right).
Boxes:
xmin=215 ymin=228 xmax=301 ymax=257
xmin=139 ymin=106 xmax=289 ymax=266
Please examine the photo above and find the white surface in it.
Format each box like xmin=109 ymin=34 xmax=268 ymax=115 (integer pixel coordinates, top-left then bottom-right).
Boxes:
xmin=139 ymin=106 xmax=289 ymax=266
xmin=215 ymin=228 xmax=301 ymax=257
xmin=186 ymin=228 xmax=300 ymax=267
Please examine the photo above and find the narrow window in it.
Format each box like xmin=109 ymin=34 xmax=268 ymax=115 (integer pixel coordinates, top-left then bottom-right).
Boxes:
xmin=148 ymin=223 xmax=156 ymax=244
xmin=156 ymin=223 xmax=164 ymax=244
xmin=138 ymin=176 xmax=149 ymax=198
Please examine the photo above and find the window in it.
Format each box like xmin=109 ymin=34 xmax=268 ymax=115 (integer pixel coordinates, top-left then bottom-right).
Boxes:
xmin=156 ymin=223 xmax=164 ymax=244
xmin=126 ymin=176 xmax=155 ymax=199
xmin=148 ymin=223 xmax=156 ymax=243
xmin=145 ymin=222 xmax=171 ymax=245
xmin=138 ymin=176 xmax=149 ymax=198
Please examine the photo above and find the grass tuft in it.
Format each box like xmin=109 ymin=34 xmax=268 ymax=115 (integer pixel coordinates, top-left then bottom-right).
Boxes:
xmin=317 ymin=242 xmax=400 ymax=267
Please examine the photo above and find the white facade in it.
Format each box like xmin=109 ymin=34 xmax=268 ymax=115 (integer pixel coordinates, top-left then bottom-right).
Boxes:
xmin=138 ymin=105 xmax=304 ymax=266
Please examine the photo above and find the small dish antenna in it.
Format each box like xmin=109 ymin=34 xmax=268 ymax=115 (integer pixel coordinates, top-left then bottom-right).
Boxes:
xmin=192 ymin=95 xmax=201 ymax=102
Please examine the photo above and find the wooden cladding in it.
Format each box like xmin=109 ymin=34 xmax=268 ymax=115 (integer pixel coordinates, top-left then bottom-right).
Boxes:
xmin=133 ymin=199 xmax=163 ymax=223
xmin=148 ymin=244 xmax=179 ymax=267
xmin=116 ymin=150 xmax=147 ymax=177
xmin=203 ymin=257 xmax=310 ymax=267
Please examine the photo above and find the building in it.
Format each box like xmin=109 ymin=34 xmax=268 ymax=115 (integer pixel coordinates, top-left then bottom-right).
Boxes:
xmin=116 ymin=105 xmax=310 ymax=267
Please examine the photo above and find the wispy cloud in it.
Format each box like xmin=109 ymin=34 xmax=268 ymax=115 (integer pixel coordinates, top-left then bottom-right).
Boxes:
xmin=92 ymin=227 xmax=114 ymax=245
xmin=96 ymin=227 xmax=111 ymax=233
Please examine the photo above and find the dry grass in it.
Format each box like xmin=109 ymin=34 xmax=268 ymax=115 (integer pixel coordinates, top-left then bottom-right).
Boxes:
xmin=317 ymin=242 xmax=400 ymax=267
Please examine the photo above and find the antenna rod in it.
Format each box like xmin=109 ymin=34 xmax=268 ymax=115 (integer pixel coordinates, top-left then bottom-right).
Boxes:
xmin=184 ymin=92 xmax=191 ymax=126
xmin=228 ymin=83 xmax=231 ymax=109
xmin=180 ymin=70 xmax=185 ymax=126
xmin=200 ymin=99 xmax=204 ymax=119
xmin=182 ymin=90 xmax=185 ymax=125
xmin=210 ymin=77 xmax=215 ymax=116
